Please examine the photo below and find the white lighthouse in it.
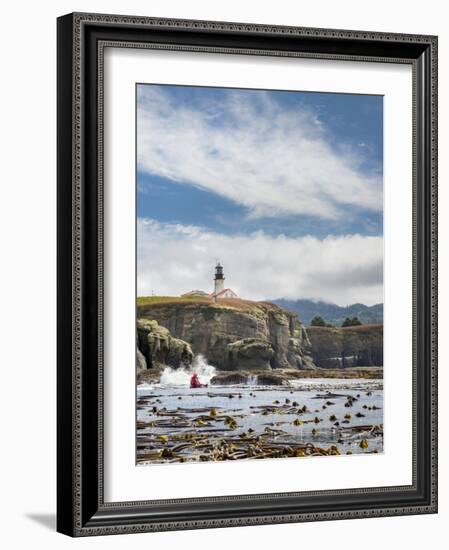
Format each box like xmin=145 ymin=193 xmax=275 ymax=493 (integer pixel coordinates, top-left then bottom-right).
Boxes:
xmin=214 ymin=262 xmax=225 ymax=295
xmin=182 ymin=262 xmax=239 ymax=301
xmin=211 ymin=262 xmax=238 ymax=301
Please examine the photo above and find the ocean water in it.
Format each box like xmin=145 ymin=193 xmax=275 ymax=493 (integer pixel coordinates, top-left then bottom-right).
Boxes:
xmin=136 ymin=376 xmax=383 ymax=465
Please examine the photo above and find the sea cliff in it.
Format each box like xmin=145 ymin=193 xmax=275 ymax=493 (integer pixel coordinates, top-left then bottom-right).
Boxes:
xmin=136 ymin=297 xmax=383 ymax=375
xmin=137 ymin=297 xmax=315 ymax=371
xmin=307 ymin=324 xmax=383 ymax=368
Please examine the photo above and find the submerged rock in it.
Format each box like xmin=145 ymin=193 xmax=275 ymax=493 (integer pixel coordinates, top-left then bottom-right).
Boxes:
xmin=209 ymin=370 xmax=289 ymax=386
xmin=256 ymin=372 xmax=290 ymax=386
xmin=210 ymin=372 xmax=248 ymax=385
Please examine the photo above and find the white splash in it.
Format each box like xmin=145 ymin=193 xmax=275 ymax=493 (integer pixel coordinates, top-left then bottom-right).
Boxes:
xmin=137 ymin=382 xmax=155 ymax=392
xmin=247 ymin=374 xmax=258 ymax=385
xmin=159 ymin=354 xmax=216 ymax=387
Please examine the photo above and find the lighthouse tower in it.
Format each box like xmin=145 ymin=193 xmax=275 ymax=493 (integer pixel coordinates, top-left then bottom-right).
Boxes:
xmin=214 ymin=262 xmax=225 ymax=295
xmin=183 ymin=262 xmax=238 ymax=301
xmin=210 ymin=262 xmax=238 ymax=301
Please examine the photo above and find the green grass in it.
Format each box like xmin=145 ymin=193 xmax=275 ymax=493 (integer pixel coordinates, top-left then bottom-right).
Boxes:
xmin=137 ymin=295 xmax=212 ymax=306
xmin=137 ymin=295 xmax=280 ymax=316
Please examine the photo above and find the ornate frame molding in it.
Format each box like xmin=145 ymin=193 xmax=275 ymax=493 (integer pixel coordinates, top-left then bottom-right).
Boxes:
xmin=57 ymin=12 xmax=438 ymax=536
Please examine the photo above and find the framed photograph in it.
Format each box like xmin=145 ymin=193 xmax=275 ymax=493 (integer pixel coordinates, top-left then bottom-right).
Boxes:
xmin=57 ymin=12 xmax=438 ymax=536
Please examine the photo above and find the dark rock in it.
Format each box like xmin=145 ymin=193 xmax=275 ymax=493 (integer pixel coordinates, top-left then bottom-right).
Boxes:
xmin=227 ymin=338 xmax=274 ymax=371
xmin=210 ymin=373 xmax=248 ymax=385
xmin=210 ymin=370 xmax=290 ymax=386
xmin=137 ymin=319 xmax=193 ymax=369
xmin=307 ymin=324 xmax=383 ymax=368
xmin=137 ymin=348 xmax=147 ymax=373
xmin=256 ymin=373 xmax=289 ymax=386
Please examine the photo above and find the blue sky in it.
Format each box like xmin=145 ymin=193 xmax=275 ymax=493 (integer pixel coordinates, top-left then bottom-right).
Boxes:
xmin=136 ymin=84 xmax=383 ymax=305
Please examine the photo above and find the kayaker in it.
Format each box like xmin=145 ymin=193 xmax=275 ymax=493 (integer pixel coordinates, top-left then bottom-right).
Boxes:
xmin=190 ymin=372 xmax=205 ymax=388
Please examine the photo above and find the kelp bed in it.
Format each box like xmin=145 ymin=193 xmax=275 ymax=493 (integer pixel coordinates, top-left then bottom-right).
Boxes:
xmin=136 ymin=384 xmax=383 ymax=464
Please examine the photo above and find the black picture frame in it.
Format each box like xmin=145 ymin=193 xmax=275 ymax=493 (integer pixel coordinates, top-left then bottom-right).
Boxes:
xmin=57 ymin=12 xmax=438 ymax=536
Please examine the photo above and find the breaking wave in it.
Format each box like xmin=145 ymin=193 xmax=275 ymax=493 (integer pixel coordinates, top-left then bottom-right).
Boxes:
xmin=159 ymin=355 xmax=216 ymax=387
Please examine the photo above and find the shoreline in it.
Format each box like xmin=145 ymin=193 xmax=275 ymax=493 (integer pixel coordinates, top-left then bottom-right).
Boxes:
xmin=138 ymin=366 xmax=383 ymax=386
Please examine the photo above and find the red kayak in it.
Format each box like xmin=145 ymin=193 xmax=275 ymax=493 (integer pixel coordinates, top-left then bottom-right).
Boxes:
xmin=190 ymin=373 xmax=207 ymax=389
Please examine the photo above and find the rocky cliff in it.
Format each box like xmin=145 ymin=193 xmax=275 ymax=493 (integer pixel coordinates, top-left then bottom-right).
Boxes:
xmin=137 ymin=318 xmax=193 ymax=370
xmin=306 ymin=324 xmax=383 ymax=368
xmin=137 ymin=297 xmax=316 ymax=371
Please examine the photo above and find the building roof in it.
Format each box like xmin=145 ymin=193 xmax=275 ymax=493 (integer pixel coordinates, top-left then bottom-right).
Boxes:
xmin=181 ymin=290 xmax=210 ymax=297
xmin=210 ymin=288 xmax=238 ymax=298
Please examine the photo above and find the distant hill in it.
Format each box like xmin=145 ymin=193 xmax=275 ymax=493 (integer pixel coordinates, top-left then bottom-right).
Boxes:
xmin=272 ymin=299 xmax=383 ymax=327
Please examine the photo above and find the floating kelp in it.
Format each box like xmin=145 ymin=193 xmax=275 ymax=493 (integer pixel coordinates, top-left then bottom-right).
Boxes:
xmin=136 ymin=383 xmax=384 ymax=465
xmin=313 ymin=392 xmax=348 ymax=399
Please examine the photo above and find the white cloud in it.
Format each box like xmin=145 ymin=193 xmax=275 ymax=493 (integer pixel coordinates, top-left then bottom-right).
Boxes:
xmin=138 ymin=219 xmax=383 ymax=306
xmin=137 ymin=86 xmax=382 ymax=220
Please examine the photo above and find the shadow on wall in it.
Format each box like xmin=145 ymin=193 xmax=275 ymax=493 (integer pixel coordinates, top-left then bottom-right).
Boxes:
xmin=25 ymin=513 xmax=56 ymax=531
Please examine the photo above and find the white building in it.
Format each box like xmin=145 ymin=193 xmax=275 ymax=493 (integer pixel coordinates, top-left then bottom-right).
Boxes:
xmin=210 ymin=262 xmax=238 ymax=301
xmin=181 ymin=290 xmax=210 ymax=297
xmin=181 ymin=262 xmax=239 ymax=301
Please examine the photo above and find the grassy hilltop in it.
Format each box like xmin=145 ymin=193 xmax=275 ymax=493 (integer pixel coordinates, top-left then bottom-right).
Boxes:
xmin=137 ymin=295 xmax=281 ymax=317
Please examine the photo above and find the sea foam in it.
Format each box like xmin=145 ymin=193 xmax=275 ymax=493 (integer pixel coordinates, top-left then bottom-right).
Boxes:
xmin=159 ymin=354 xmax=216 ymax=387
